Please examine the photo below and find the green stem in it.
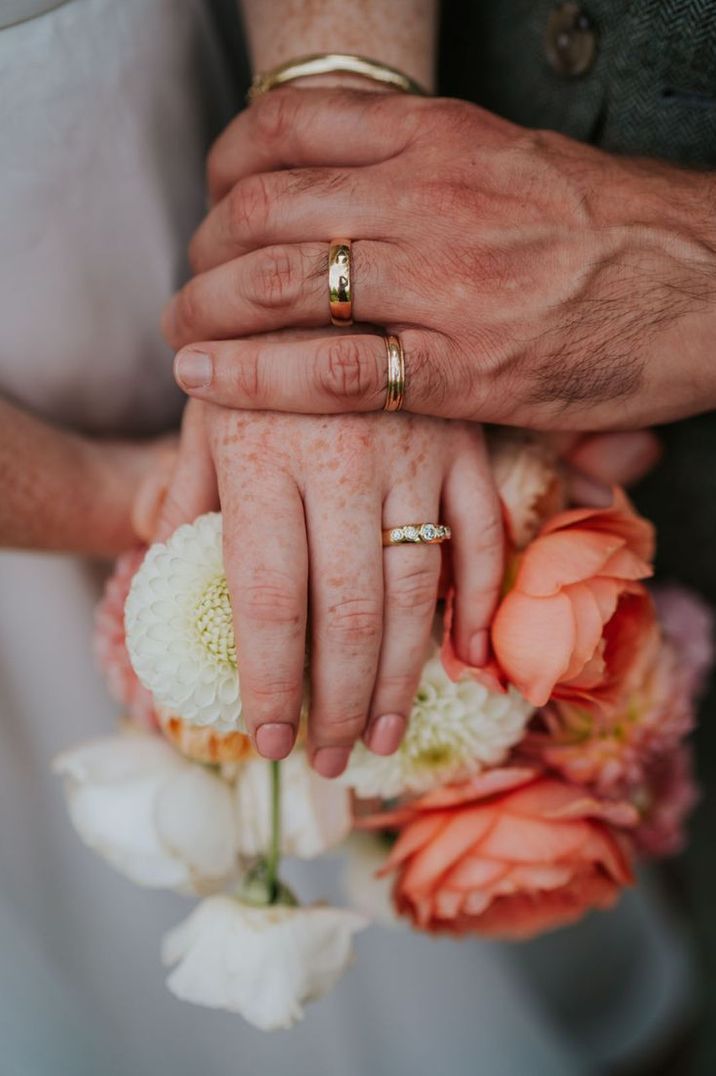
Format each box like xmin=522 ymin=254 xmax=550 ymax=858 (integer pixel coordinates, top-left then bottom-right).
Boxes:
xmin=265 ymin=760 xmax=281 ymax=903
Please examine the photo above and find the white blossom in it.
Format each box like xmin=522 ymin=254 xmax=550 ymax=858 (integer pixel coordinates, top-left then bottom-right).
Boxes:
xmin=54 ymin=729 xmax=238 ymax=892
xmin=235 ymin=751 xmax=352 ymax=859
xmin=125 ymin=514 xmax=243 ymax=732
xmin=342 ymin=653 xmax=534 ymax=799
xmin=162 ymin=896 xmax=367 ymax=1029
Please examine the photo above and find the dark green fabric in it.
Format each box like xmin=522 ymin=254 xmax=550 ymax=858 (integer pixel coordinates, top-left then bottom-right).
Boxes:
xmin=441 ymin=0 xmax=716 ymax=163
xmin=439 ymin=4 xmax=716 ymax=1071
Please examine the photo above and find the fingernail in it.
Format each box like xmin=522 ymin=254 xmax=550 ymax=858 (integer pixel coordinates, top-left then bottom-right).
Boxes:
xmin=364 ymin=714 xmax=406 ymax=756
xmin=174 ymin=350 xmax=212 ymax=390
xmin=255 ymin=722 xmax=296 ymax=760
xmin=468 ymin=630 xmax=489 ymax=667
xmin=312 ymin=746 xmax=351 ymax=779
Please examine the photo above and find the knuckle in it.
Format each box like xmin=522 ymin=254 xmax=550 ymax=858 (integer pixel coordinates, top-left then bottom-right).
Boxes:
xmin=388 ymin=562 xmax=439 ymax=614
xmin=244 ymin=679 xmax=299 ymax=706
xmin=231 ymin=348 xmax=262 ymax=404
xmin=228 ymin=173 xmax=273 ymax=239
xmin=313 ymin=711 xmax=366 ymax=747
xmin=247 ymin=246 xmax=302 ymax=309
xmin=374 ymin=671 xmax=418 ymax=701
xmin=251 ymin=90 xmax=298 ymax=146
xmin=328 ymin=596 xmax=382 ymax=647
xmin=317 ymin=338 xmax=377 ymax=402
xmin=241 ymin=572 xmax=303 ymax=627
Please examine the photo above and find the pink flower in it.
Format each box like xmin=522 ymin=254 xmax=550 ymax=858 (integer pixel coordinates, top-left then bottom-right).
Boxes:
xmin=526 ymin=625 xmax=691 ymax=797
xmin=632 ymin=746 xmax=699 ymax=858
xmin=94 ymin=549 xmax=158 ymax=731
xmin=653 ymin=584 xmax=713 ymax=701
xmin=366 ymin=769 xmax=636 ymax=939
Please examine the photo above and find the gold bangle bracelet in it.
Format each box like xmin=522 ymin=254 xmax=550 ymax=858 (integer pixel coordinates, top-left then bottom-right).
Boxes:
xmin=248 ymin=52 xmax=428 ymax=102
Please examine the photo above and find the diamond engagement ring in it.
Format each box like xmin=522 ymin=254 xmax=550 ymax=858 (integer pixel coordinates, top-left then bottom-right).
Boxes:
xmin=382 ymin=523 xmax=452 ymax=547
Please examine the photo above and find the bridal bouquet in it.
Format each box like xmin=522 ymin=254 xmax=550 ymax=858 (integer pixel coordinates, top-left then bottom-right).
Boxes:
xmin=54 ymin=432 xmax=711 ymax=1030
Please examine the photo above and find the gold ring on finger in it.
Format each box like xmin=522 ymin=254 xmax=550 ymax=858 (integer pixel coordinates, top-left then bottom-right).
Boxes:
xmin=382 ymin=523 xmax=451 ymax=547
xmin=328 ymin=239 xmax=353 ymax=326
xmin=383 ymin=334 xmax=405 ymax=412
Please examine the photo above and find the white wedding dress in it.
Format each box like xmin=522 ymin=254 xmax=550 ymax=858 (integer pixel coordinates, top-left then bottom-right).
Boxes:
xmin=0 ymin=3 xmax=695 ymax=1074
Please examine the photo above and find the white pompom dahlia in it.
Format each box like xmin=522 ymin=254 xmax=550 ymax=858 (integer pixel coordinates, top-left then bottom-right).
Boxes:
xmin=342 ymin=653 xmax=534 ymax=799
xmin=125 ymin=514 xmax=243 ymax=732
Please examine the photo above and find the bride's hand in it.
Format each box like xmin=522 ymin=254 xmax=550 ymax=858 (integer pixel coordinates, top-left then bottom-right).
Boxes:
xmin=154 ymin=399 xmax=503 ymax=776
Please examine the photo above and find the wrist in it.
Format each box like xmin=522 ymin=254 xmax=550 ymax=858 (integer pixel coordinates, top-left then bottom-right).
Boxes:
xmin=80 ymin=438 xmax=156 ymax=557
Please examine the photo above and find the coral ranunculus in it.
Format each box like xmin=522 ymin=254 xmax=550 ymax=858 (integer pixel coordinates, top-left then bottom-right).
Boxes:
xmin=370 ymin=769 xmax=636 ymax=940
xmin=491 ymin=490 xmax=655 ymax=708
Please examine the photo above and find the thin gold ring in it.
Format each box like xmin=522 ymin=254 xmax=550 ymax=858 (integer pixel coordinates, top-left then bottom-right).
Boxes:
xmin=329 ymin=240 xmax=353 ymax=326
xmin=382 ymin=523 xmax=451 ymax=547
xmin=384 ymin=334 xmax=405 ymax=412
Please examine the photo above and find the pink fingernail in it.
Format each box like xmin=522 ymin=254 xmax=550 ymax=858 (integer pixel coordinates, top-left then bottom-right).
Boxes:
xmin=174 ymin=350 xmax=212 ymax=390
xmin=255 ymin=722 xmax=296 ymax=760
xmin=365 ymin=714 xmax=406 ymax=756
xmin=312 ymin=746 xmax=351 ymax=779
xmin=468 ymin=630 xmax=489 ymax=667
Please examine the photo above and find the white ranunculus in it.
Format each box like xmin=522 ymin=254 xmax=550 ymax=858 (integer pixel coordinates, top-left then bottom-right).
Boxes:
xmin=125 ymin=513 xmax=243 ymax=732
xmin=235 ymin=751 xmax=352 ymax=859
xmin=340 ymin=833 xmax=400 ymax=928
xmin=342 ymin=653 xmax=534 ymax=799
xmin=162 ymin=896 xmax=367 ymax=1029
xmin=53 ymin=729 xmax=238 ymax=892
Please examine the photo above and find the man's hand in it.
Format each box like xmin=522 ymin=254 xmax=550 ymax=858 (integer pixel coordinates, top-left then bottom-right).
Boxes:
xmin=163 ymin=88 xmax=716 ymax=431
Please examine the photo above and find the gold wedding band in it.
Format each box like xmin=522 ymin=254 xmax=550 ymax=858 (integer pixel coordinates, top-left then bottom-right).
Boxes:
xmin=382 ymin=523 xmax=451 ymax=547
xmin=329 ymin=240 xmax=353 ymax=326
xmin=384 ymin=334 xmax=405 ymax=412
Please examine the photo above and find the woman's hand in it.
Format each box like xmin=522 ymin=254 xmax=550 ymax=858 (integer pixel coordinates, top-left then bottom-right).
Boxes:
xmin=154 ymin=399 xmax=503 ymax=776
xmin=163 ymin=88 xmax=716 ymax=431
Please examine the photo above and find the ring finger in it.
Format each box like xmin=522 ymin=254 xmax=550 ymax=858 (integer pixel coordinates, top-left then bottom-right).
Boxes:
xmin=364 ymin=483 xmax=443 ymax=756
xmin=163 ymin=240 xmax=406 ymax=352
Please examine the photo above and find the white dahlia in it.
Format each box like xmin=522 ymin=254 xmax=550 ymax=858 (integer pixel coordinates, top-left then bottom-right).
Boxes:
xmin=125 ymin=514 xmax=243 ymax=732
xmin=342 ymin=653 xmax=534 ymax=799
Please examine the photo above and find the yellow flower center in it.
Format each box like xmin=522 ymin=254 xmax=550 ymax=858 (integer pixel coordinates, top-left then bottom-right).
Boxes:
xmin=194 ymin=576 xmax=237 ymax=669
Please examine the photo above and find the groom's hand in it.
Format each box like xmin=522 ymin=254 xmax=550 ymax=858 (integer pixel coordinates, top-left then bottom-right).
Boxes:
xmin=164 ymin=88 xmax=716 ymax=431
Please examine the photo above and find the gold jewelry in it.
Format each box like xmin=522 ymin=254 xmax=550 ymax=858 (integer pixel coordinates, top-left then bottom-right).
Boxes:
xmin=383 ymin=335 xmax=405 ymax=412
xmin=328 ymin=240 xmax=353 ymax=326
xmin=382 ymin=523 xmax=451 ymax=547
xmin=248 ymin=53 xmax=428 ymax=102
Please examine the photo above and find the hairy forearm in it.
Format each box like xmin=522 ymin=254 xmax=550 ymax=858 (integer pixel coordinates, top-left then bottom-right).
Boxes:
xmin=241 ymin=0 xmax=437 ymax=91
xmin=593 ymin=153 xmax=716 ymax=424
xmin=0 ymin=397 xmax=147 ymax=556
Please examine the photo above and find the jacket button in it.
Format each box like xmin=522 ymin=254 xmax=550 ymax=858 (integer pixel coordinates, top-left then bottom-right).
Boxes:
xmin=545 ymin=3 xmax=598 ymax=77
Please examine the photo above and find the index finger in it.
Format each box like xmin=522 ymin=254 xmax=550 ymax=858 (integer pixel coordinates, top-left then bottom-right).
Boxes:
xmin=207 ymin=88 xmax=419 ymax=202
xmin=215 ymin=443 xmax=308 ymax=760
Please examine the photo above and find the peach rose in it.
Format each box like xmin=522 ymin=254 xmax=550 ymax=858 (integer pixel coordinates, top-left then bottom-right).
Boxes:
xmin=369 ymin=769 xmax=636 ymax=939
xmin=491 ymin=490 xmax=654 ymax=707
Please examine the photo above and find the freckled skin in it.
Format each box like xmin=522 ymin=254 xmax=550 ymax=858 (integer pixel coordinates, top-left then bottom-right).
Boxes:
xmin=165 ymin=398 xmax=502 ymax=763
